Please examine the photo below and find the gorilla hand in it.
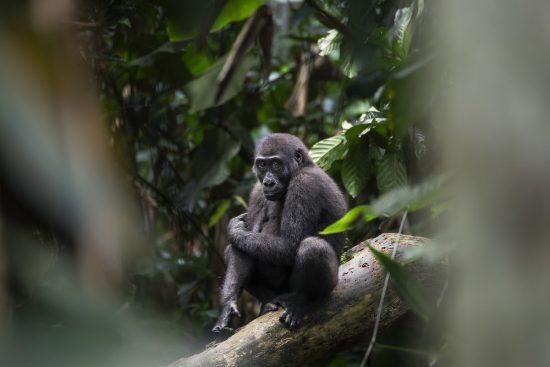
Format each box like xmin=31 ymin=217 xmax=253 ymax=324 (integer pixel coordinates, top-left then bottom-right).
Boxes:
xmin=228 ymin=213 xmax=248 ymax=242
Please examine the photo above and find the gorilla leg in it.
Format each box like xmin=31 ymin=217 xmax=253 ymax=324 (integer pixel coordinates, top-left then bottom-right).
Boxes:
xmin=276 ymin=237 xmax=339 ymax=329
xmin=246 ymin=283 xmax=280 ymax=315
xmin=212 ymin=246 xmax=253 ymax=333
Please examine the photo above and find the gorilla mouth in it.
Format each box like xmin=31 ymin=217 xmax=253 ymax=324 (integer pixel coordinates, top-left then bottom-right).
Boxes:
xmin=264 ymin=189 xmax=283 ymax=200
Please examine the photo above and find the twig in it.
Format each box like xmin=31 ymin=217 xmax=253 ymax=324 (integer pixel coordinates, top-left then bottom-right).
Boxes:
xmin=304 ymin=0 xmax=352 ymax=37
xmin=359 ymin=211 xmax=408 ymax=367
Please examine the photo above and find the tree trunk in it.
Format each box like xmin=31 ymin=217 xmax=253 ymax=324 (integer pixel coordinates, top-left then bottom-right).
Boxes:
xmin=169 ymin=233 xmax=443 ymax=367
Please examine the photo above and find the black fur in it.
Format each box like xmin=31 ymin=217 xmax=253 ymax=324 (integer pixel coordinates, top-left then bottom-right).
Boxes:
xmin=212 ymin=133 xmax=347 ymax=332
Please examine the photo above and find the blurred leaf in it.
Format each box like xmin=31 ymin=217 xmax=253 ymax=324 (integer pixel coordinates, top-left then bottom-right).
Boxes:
xmin=167 ymin=0 xmax=265 ymax=41
xmin=341 ymin=141 xmax=371 ymax=197
xmin=211 ymin=0 xmax=266 ymax=32
xmin=319 ymin=205 xmax=375 ymax=234
xmin=376 ymin=150 xmax=408 ymax=193
xmin=208 ymin=199 xmax=231 ymax=227
xmin=368 ymin=244 xmax=430 ymax=320
xmin=321 ymin=175 xmax=448 ymax=233
xmin=318 ymin=29 xmax=340 ymax=59
xmin=215 ymin=6 xmax=270 ymax=103
xmin=401 ymin=238 xmax=454 ymax=264
xmin=180 ymin=129 xmax=241 ymax=208
xmin=344 ymin=123 xmax=371 ymax=142
xmin=182 ymin=45 xmax=215 ymax=76
xmin=185 ymin=52 xmax=256 ymax=111
xmin=309 ymin=135 xmax=346 ymax=170
xmin=373 ymin=174 xmax=447 ymax=217
xmin=391 ymin=6 xmax=414 ymax=50
xmin=326 ymin=354 xmax=348 ymax=367
xmin=233 ymin=195 xmax=249 ymax=209
xmin=128 ymin=41 xmax=187 ymax=67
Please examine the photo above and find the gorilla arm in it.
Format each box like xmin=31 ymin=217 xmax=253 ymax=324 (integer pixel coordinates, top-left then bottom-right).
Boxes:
xmin=229 ymin=170 xmax=321 ymax=266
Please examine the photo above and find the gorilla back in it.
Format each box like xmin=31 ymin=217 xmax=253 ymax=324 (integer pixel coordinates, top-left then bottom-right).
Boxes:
xmin=212 ymin=133 xmax=347 ymax=332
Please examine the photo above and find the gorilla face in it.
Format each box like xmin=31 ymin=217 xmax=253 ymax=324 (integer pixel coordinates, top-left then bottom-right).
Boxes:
xmin=253 ymin=133 xmax=311 ymax=201
xmin=254 ymin=156 xmax=290 ymax=201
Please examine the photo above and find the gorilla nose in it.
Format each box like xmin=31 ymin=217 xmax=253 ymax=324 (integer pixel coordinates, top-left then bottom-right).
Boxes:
xmin=263 ymin=179 xmax=275 ymax=188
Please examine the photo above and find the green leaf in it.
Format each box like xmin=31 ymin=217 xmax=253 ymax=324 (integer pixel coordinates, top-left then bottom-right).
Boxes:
xmin=320 ymin=175 xmax=448 ymax=233
xmin=309 ymin=135 xmax=347 ymax=170
xmin=167 ymin=0 xmax=265 ymax=41
xmin=211 ymin=0 xmax=266 ymax=32
xmin=128 ymin=41 xmax=187 ymax=67
xmin=389 ymin=6 xmax=413 ymax=58
xmin=208 ymin=199 xmax=231 ymax=227
xmin=373 ymin=174 xmax=447 ymax=217
xmin=368 ymin=244 xmax=430 ymax=320
xmin=319 ymin=205 xmax=376 ymax=234
xmin=341 ymin=141 xmax=371 ymax=198
xmin=376 ymin=150 xmax=408 ymax=193
xmin=344 ymin=123 xmax=371 ymax=142
xmin=185 ymin=53 xmax=256 ymax=112
xmin=233 ymin=195 xmax=248 ymax=210
xmin=180 ymin=129 xmax=241 ymax=208
xmin=182 ymin=45 xmax=214 ymax=76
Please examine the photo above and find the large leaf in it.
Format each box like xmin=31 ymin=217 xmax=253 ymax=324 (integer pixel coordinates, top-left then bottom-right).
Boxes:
xmin=320 ymin=205 xmax=376 ymax=235
xmin=128 ymin=41 xmax=187 ymax=67
xmin=391 ymin=6 xmax=414 ymax=49
xmin=215 ymin=6 xmax=270 ymax=104
xmin=208 ymin=199 xmax=231 ymax=227
xmin=320 ymin=175 xmax=448 ymax=234
xmin=168 ymin=0 xmax=265 ymax=41
xmin=376 ymin=150 xmax=408 ymax=193
xmin=309 ymin=135 xmax=347 ymax=170
xmin=373 ymin=174 xmax=448 ymax=217
xmin=341 ymin=141 xmax=371 ymax=197
xmin=368 ymin=244 xmax=430 ymax=320
xmin=180 ymin=129 xmax=241 ymax=208
xmin=181 ymin=45 xmax=215 ymax=76
xmin=185 ymin=53 xmax=256 ymax=112
xmin=211 ymin=0 xmax=266 ymax=32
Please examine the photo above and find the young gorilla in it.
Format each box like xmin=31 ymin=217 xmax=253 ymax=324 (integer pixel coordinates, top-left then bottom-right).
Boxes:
xmin=212 ymin=133 xmax=347 ymax=332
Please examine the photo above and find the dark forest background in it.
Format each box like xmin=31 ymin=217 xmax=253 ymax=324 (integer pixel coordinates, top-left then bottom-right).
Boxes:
xmin=0 ymin=1 xmax=452 ymax=366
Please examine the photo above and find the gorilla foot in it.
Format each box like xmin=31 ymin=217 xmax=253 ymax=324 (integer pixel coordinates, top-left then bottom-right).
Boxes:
xmin=259 ymin=301 xmax=280 ymax=316
xmin=273 ymin=293 xmax=309 ymax=330
xmin=212 ymin=300 xmax=240 ymax=334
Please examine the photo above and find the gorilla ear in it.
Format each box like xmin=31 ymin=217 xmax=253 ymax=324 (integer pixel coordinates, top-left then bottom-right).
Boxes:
xmin=294 ymin=150 xmax=303 ymax=164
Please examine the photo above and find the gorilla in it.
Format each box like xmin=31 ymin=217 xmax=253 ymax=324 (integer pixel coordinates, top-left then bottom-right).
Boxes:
xmin=212 ymin=133 xmax=347 ymax=332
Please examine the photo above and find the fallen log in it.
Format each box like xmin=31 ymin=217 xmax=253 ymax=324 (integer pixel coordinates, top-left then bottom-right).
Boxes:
xmin=170 ymin=233 xmax=443 ymax=367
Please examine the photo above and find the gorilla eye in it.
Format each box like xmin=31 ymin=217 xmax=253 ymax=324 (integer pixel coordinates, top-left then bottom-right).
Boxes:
xmin=256 ymin=160 xmax=266 ymax=169
xmin=271 ymin=161 xmax=282 ymax=171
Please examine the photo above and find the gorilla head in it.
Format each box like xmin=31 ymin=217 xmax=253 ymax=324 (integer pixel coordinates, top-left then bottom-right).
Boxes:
xmin=253 ymin=133 xmax=313 ymax=201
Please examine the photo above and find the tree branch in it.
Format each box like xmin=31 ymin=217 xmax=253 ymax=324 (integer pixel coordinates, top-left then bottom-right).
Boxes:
xmin=168 ymin=233 xmax=444 ymax=367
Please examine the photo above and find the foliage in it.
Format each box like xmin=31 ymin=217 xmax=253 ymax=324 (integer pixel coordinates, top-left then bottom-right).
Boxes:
xmin=75 ymin=0 xmax=444 ymax=360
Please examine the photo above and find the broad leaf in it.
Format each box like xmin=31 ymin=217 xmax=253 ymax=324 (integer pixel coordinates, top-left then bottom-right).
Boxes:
xmin=368 ymin=244 xmax=430 ymax=320
xmin=319 ymin=205 xmax=375 ymax=234
xmin=376 ymin=150 xmax=408 ymax=193
xmin=168 ymin=0 xmax=265 ymax=41
xmin=309 ymin=135 xmax=347 ymax=170
xmin=208 ymin=199 xmax=231 ymax=227
xmin=391 ymin=6 xmax=414 ymax=49
xmin=128 ymin=41 xmax=187 ymax=67
xmin=345 ymin=123 xmax=371 ymax=142
xmin=212 ymin=0 xmax=266 ymax=32
xmin=320 ymin=175 xmax=448 ymax=234
xmin=185 ymin=53 xmax=256 ymax=112
xmin=341 ymin=141 xmax=371 ymax=197
xmin=180 ymin=129 xmax=241 ymax=208
xmin=182 ymin=45 xmax=215 ymax=76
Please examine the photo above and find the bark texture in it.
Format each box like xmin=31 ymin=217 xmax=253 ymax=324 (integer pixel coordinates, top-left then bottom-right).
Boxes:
xmin=170 ymin=233 xmax=443 ymax=367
